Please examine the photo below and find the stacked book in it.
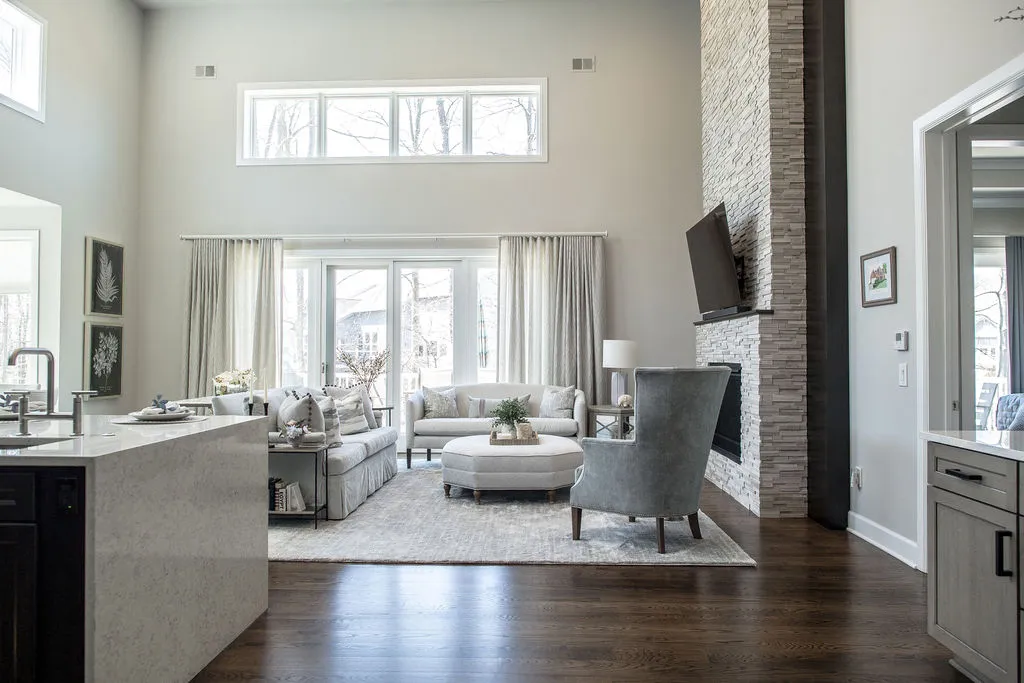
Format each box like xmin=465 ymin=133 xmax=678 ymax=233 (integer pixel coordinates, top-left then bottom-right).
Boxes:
xmin=268 ymin=478 xmax=306 ymax=512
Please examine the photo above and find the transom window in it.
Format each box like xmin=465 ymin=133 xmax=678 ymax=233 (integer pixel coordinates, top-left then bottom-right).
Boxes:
xmin=0 ymin=0 xmax=45 ymax=121
xmin=238 ymin=79 xmax=546 ymax=165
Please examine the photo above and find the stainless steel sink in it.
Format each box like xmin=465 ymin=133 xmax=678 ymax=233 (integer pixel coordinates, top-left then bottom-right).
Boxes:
xmin=0 ymin=436 xmax=72 ymax=448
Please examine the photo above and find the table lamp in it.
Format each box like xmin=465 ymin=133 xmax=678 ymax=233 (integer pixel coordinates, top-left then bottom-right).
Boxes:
xmin=603 ymin=340 xmax=637 ymax=405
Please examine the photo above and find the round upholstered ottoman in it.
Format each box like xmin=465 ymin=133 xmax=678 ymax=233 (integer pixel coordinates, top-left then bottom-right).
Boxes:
xmin=441 ymin=434 xmax=584 ymax=504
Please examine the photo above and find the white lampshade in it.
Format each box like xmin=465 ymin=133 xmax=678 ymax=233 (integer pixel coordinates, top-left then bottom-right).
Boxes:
xmin=603 ymin=340 xmax=637 ymax=369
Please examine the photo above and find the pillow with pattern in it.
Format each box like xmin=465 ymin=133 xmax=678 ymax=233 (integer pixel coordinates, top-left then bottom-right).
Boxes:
xmin=422 ymin=386 xmax=458 ymax=419
xmin=277 ymin=391 xmax=326 ymax=433
xmin=539 ymin=385 xmax=576 ymax=419
xmin=331 ymin=387 xmax=371 ymax=435
xmin=323 ymin=384 xmax=377 ymax=430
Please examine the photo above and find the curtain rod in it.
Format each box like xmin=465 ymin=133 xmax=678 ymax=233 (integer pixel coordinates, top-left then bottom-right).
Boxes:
xmin=178 ymin=231 xmax=608 ymax=241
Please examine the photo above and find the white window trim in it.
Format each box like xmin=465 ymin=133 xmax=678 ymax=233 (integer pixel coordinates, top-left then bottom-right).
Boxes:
xmin=0 ymin=228 xmax=40 ymax=390
xmin=237 ymin=78 xmax=548 ymax=166
xmin=0 ymin=0 xmax=46 ymax=122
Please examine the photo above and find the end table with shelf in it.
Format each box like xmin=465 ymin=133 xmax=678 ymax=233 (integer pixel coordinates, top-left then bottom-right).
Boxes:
xmin=268 ymin=443 xmax=328 ymax=529
xmin=588 ymin=405 xmax=635 ymax=440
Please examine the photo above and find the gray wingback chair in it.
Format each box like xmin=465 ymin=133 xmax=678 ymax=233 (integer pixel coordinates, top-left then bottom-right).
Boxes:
xmin=570 ymin=366 xmax=730 ymax=553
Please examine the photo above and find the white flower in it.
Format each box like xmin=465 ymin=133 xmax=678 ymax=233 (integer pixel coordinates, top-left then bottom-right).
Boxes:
xmin=92 ymin=332 xmax=119 ymax=378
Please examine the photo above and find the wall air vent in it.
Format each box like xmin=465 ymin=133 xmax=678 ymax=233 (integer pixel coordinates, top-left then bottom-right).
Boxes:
xmin=194 ymin=65 xmax=217 ymax=79
xmin=571 ymin=57 xmax=596 ymax=73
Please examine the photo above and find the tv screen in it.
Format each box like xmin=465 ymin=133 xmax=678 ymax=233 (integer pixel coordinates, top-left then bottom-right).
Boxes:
xmin=685 ymin=203 xmax=742 ymax=314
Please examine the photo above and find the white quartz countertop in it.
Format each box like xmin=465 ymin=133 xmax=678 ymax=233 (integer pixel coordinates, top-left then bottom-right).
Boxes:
xmin=0 ymin=414 xmax=266 ymax=464
xmin=923 ymin=430 xmax=1024 ymax=463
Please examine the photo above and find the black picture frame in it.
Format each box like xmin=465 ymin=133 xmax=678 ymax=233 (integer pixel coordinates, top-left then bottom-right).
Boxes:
xmin=86 ymin=236 xmax=124 ymax=317
xmin=84 ymin=322 xmax=123 ymax=399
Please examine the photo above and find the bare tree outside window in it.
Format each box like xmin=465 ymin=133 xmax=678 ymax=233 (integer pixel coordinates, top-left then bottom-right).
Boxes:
xmin=252 ymin=97 xmax=318 ymax=159
xmin=399 ymin=96 xmax=463 ymax=156
xmin=0 ymin=18 xmax=14 ymax=96
xmin=0 ymin=235 xmax=36 ymax=386
xmin=325 ymin=97 xmax=390 ymax=157
xmin=281 ymin=268 xmax=309 ymax=386
xmin=975 ymin=266 xmax=1009 ymax=428
xmin=472 ymin=95 xmax=538 ymax=156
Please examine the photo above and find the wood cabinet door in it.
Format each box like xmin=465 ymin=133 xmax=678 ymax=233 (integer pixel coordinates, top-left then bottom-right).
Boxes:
xmin=928 ymin=486 xmax=1018 ymax=683
xmin=0 ymin=524 xmax=37 ymax=683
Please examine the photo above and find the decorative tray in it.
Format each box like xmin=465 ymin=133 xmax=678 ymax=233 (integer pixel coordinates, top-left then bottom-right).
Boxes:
xmin=489 ymin=431 xmax=540 ymax=446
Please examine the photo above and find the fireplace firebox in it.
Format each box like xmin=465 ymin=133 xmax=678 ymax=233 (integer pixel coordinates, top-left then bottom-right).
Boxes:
xmin=709 ymin=362 xmax=741 ymax=463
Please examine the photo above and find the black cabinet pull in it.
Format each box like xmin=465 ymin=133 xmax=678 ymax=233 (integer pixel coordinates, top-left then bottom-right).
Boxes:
xmin=944 ymin=468 xmax=983 ymax=482
xmin=995 ymin=530 xmax=1013 ymax=577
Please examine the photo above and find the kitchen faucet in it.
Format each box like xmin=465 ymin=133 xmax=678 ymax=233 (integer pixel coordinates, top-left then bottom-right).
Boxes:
xmin=6 ymin=347 xmax=96 ymax=436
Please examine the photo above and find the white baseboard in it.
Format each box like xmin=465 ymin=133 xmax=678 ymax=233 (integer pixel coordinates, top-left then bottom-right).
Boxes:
xmin=847 ymin=511 xmax=921 ymax=571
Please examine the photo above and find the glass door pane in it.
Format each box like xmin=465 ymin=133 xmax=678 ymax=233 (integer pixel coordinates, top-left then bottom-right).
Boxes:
xmin=281 ymin=266 xmax=310 ymax=386
xmin=974 ymin=251 xmax=1008 ymax=429
xmin=331 ymin=268 xmax=389 ymax=405
xmin=476 ymin=266 xmax=498 ymax=383
xmin=400 ymin=267 xmax=455 ymax=411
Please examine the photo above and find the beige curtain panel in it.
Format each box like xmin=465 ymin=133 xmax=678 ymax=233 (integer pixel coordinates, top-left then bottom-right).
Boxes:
xmin=497 ymin=234 xmax=605 ymax=404
xmin=183 ymin=238 xmax=282 ymax=397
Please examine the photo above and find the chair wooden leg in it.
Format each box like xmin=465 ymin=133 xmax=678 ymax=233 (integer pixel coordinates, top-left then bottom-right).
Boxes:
xmin=656 ymin=517 xmax=666 ymax=554
xmin=547 ymin=489 xmax=556 ymax=503
xmin=571 ymin=507 xmax=582 ymax=540
xmin=688 ymin=513 xmax=702 ymax=540
xmin=473 ymin=489 xmax=482 ymax=505
xmin=426 ymin=448 xmax=432 ymax=462
xmin=406 ymin=449 xmax=412 ymax=469
xmin=444 ymin=484 xmax=451 ymax=498
xmin=628 ymin=516 xmax=636 ymax=522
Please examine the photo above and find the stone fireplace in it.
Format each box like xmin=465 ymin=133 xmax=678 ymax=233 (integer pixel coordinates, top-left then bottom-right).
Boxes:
xmin=697 ymin=0 xmax=807 ymax=518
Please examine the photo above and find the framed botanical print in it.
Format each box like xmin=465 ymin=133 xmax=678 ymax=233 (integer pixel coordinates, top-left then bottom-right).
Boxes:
xmin=86 ymin=236 xmax=124 ymax=317
xmin=85 ymin=322 xmax=123 ymax=399
xmin=860 ymin=246 xmax=897 ymax=307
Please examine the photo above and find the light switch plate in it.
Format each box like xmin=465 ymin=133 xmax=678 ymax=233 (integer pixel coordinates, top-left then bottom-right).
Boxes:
xmin=898 ymin=363 xmax=908 ymax=387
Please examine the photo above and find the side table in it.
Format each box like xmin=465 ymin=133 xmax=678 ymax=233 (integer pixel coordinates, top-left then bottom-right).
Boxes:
xmin=268 ymin=444 xmax=328 ymax=528
xmin=588 ymin=405 xmax=635 ymax=440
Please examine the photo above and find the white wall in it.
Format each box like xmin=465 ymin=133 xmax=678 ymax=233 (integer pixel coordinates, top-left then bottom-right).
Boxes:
xmin=846 ymin=1 xmax=1024 ymax=557
xmin=136 ymin=0 xmax=703 ymax=401
xmin=0 ymin=0 xmax=142 ymax=413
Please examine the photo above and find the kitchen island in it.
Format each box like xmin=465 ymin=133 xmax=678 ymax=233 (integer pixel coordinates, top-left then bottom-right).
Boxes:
xmin=923 ymin=430 xmax=1024 ymax=683
xmin=0 ymin=414 xmax=268 ymax=683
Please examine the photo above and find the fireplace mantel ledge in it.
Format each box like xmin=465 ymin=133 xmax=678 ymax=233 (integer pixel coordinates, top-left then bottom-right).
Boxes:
xmin=693 ymin=309 xmax=774 ymax=326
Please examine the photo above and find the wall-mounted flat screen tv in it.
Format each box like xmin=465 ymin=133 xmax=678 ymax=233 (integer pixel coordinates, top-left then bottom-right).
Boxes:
xmin=685 ymin=202 xmax=744 ymax=316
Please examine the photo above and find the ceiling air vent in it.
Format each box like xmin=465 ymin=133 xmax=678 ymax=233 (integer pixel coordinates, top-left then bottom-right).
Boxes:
xmin=193 ymin=65 xmax=217 ymax=79
xmin=571 ymin=57 xmax=596 ymax=73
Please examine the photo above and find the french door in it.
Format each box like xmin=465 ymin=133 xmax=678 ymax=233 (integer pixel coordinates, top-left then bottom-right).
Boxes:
xmin=283 ymin=255 xmax=496 ymax=434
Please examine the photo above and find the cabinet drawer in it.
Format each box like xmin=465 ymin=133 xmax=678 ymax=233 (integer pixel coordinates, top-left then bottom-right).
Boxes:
xmin=928 ymin=443 xmax=1017 ymax=512
xmin=0 ymin=473 xmax=34 ymax=522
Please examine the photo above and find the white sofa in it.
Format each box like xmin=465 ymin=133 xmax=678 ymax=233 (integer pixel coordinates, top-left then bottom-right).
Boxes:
xmin=212 ymin=386 xmax=398 ymax=520
xmin=404 ymin=382 xmax=586 ymax=468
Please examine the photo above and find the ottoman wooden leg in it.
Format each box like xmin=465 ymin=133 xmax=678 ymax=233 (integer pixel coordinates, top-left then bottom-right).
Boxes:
xmin=406 ymin=448 xmax=412 ymax=469
xmin=426 ymin=448 xmax=432 ymax=462
xmin=628 ymin=516 xmax=636 ymax=522
xmin=656 ymin=517 xmax=666 ymax=554
xmin=547 ymin=489 xmax=556 ymax=503
xmin=444 ymin=484 xmax=451 ymax=498
xmin=571 ymin=507 xmax=582 ymax=540
xmin=474 ymin=489 xmax=482 ymax=504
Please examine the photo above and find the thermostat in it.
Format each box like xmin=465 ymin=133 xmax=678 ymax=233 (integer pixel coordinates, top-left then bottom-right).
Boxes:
xmin=894 ymin=330 xmax=909 ymax=352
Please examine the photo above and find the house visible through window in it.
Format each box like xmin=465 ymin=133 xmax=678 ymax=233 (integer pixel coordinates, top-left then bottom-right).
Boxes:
xmin=239 ymin=79 xmax=546 ymax=164
xmin=0 ymin=229 xmax=39 ymax=386
xmin=0 ymin=0 xmax=45 ymax=120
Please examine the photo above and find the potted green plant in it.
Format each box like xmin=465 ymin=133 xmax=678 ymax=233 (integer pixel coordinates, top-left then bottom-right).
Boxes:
xmin=490 ymin=398 xmax=532 ymax=439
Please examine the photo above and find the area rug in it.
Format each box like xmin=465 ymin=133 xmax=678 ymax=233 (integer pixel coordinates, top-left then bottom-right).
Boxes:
xmin=268 ymin=465 xmax=755 ymax=566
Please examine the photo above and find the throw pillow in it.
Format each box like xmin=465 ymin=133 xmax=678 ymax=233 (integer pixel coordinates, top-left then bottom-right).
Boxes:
xmin=422 ymin=386 xmax=458 ymax=418
xmin=332 ymin=387 xmax=371 ymax=435
xmin=323 ymin=384 xmax=377 ymax=430
xmin=1008 ymin=403 xmax=1024 ymax=431
xmin=467 ymin=394 xmax=531 ymax=419
xmin=318 ymin=397 xmax=342 ymax=446
xmin=539 ymin=385 xmax=576 ymax=419
xmin=277 ymin=391 xmax=326 ymax=433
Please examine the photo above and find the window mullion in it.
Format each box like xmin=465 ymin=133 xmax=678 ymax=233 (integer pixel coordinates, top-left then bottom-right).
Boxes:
xmin=317 ymin=92 xmax=326 ymax=158
xmin=463 ymin=91 xmax=472 ymax=156
xmin=390 ymin=94 xmax=400 ymax=157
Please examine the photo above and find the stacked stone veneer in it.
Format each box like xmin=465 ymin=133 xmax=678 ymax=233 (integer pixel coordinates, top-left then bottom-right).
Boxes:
xmin=698 ymin=0 xmax=807 ymax=517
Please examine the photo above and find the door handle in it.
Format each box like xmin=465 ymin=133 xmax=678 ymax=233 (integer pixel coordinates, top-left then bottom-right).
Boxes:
xmin=995 ymin=530 xmax=1013 ymax=577
xmin=944 ymin=468 xmax=983 ymax=482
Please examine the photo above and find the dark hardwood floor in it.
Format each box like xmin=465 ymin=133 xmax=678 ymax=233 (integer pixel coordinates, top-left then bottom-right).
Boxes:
xmin=194 ymin=474 xmax=961 ymax=682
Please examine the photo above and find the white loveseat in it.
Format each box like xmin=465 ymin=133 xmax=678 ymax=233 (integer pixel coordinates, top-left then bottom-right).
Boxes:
xmin=403 ymin=383 xmax=586 ymax=468
xmin=212 ymin=386 xmax=398 ymax=520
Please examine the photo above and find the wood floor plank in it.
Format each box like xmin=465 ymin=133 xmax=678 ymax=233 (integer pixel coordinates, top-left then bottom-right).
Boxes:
xmin=193 ymin=479 xmax=962 ymax=682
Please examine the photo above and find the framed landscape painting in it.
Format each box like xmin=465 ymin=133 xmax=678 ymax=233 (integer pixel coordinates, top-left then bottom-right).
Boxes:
xmin=86 ymin=236 xmax=124 ymax=317
xmin=85 ymin=322 xmax=123 ymax=399
xmin=860 ymin=246 xmax=897 ymax=308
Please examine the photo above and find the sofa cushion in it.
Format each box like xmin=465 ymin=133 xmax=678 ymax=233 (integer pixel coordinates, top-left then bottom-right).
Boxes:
xmin=467 ymin=394 xmax=531 ymax=419
xmin=268 ymin=386 xmax=326 ymax=426
xmin=331 ymin=387 xmax=371 ymax=435
xmin=413 ymin=417 xmax=577 ymax=437
xmin=278 ymin=392 xmax=326 ymax=432
xmin=414 ymin=418 xmax=492 ymax=436
xmin=211 ymin=392 xmax=265 ymax=416
xmin=326 ymin=426 xmax=399 ymax=475
xmin=323 ymin=384 xmax=377 ymax=430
